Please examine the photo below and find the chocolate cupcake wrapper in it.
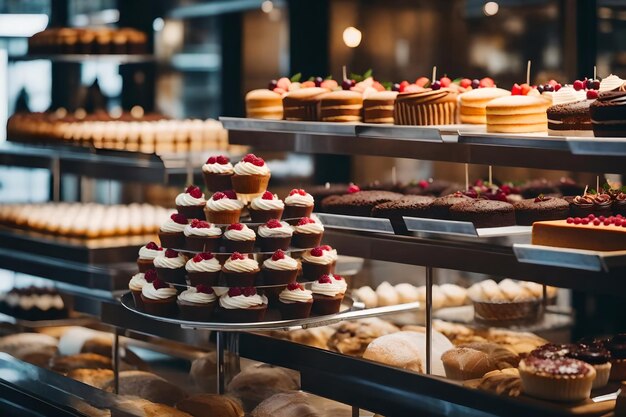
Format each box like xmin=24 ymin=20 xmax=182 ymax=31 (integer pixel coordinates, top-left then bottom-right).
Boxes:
xmin=283 ymin=205 xmax=314 ymax=219
xmin=137 ymin=258 xmax=155 ymax=273
xmin=177 ymin=205 xmax=207 ymax=221
xmin=256 ymin=236 xmax=292 ymax=252
xmin=220 ymin=270 xmax=259 ymax=287
xmin=291 ymin=232 xmax=323 ymax=249
xmin=279 ymin=300 xmax=313 ymax=319
xmin=312 ymin=294 xmax=344 ymax=315
xmin=184 ymin=235 xmax=221 ymax=252
xmin=131 ymin=290 xmax=145 ymax=311
xmin=186 ymin=271 xmax=220 ymax=287
xmin=261 ymin=268 xmax=298 ymax=286
xmin=223 ymin=239 xmax=256 ymax=254
xmin=158 ymin=232 xmax=185 ymax=250
xmin=202 ymin=172 xmax=234 ymax=194
xmin=219 ymin=305 xmax=267 ymax=322
xmin=155 ymin=267 xmax=187 ymax=285
xmin=177 ymin=301 xmax=216 ymax=321
xmin=302 ymin=262 xmax=333 ymax=281
xmin=141 ymin=296 xmax=178 ymax=317
xmin=249 ymin=207 xmax=284 ymax=223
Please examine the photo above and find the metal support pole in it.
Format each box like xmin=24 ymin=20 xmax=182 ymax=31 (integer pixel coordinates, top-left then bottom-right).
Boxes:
xmin=52 ymin=157 xmax=60 ymax=202
xmin=216 ymin=331 xmax=225 ymax=394
xmin=425 ymin=266 xmax=433 ymax=375
xmin=113 ymin=328 xmax=121 ymax=394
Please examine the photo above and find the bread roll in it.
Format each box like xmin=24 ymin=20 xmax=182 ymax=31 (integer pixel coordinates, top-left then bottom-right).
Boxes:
xmin=442 ymin=342 xmax=519 ymax=380
xmin=476 ymin=368 xmax=522 ymax=397
xmin=363 ymin=330 xmax=453 ymax=376
xmin=176 ymin=394 xmax=243 ymax=417
xmin=353 ymin=286 xmax=378 ymax=308
xmin=226 ymin=364 xmax=300 ymax=411
xmin=251 ymin=392 xmax=320 ymax=417
xmin=50 ymin=353 xmax=112 ymax=373
xmin=394 ymin=283 xmax=420 ymax=304
xmin=459 ymin=342 xmax=520 ymax=369
xmin=327 ymin=318 xmax=399 ymax=357
xmin=103 ymin=371 xmax=187 ymax=406
xmin=375 ymin=282 xmax=399 ymax=306
xmin=67 ymin=368 xmax=114 ymax=389
xmin=114 ymin=397 xmax=192 ymax=417
xmin=0 ymin=333 xmax=58 ymax=356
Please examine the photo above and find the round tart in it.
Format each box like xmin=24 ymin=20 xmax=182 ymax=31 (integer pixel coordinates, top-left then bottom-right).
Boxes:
xmin=518 ymin=356 xmax=595 ymax=402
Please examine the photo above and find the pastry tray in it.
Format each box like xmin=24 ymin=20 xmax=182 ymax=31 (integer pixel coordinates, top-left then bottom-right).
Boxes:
xmin=513 ymin=244 xmax=626 ymax=272
xmin=120 ymin=292 xmax=421 ymax=332
xmin=458 ymin=132 xmax=570 ymax=151
xmin=567 ymin=136 xmax=626 ymax=156
xmin=220 ymin=117 xmax=358 ymax=136
xmin=315 ymin=213 xmax=395 ymax=234
xmin=0 ymin=225 xmax=152 ymax=264
xmin=403 ymin=217 xmax=531 ymax=244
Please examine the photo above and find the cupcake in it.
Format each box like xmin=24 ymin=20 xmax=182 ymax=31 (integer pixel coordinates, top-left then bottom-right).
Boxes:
xmin=283 ymin=188 xmax=315 ymax=219
xmin=202 ymin=155 xmax=234 ymax=193
xmin=175 ymin=185 xmax=206 ymax=220
xmin=291 ymin=217 xmax=324 ymax=248
xmin=185 ymin=252 xmax=221 ymax=286
xmin=223 ymin=223 xmax=256 ymax=253
xmin=205 ymin=190 xmax=244 ymax=225
xmin=153 ymin=249 xmax=187 ymax=285
xmin=257 ymin=219 xmax=293 ymax=252
xmin=219 ymin=287 xmax=268 ymax=322
xmin=311 ymin=274 xmax=346 ymax=315
xmin=231 ymin=154 xmax=271 ymax=195
xmin=282 ymin=87 xmax=329 ymax=121
xmin=158 ymin=213 xmax=188 ymax=249
xmin=301 ymin=245 xmax=336 ymax=280
xmin=569 ymin=194 xmax=595 ymax=218
xmin=319 ymin=90 xmax=363 ymax=122
xmin=221 ymin=252 xmax=260 ymax=287
xmin=177 ymin=285 xmax=217 ymax=321
xmin=593 ymin=193 xmax=613 ymax=217
xmin=184 ymin=219 xmax=222 ymax=252
xmin=606 ymin=334 xmax=626 ymax=381
xmin=261 ymin=249 xmax=299 ymax=286
xmin=613 ymin=191 xmax=626 ymax=216
xmin=249 ymin=191 xmax=285 ymax=223
xmin=137 ymin=241 xmax=162 ymax=272
xmin=518 ymin=356 xmax=595 ymax=402
xmin=140 ymin=278 xmax=178 ymax=317
xmin=394 ymin=89 xmax=458 ymax=125
xmin=129 ymin=269 xmax=156 ymax=311
xmin=278 ymin=282 xmax=313 ymax=319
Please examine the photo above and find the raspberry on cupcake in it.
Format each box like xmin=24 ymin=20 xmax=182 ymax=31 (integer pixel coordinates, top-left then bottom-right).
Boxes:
xmin=231 ymin=154 xmax=271 ymax=195
xmin=284 ymin=188 xmax=315 ymax=218
xmin=221 ymin=252 xmax=260 ymax=287
xmin=261 ymin=249 xmax=299 ymax=286
xmin=158 ymin=213 xmax=188 ymax=249
xmin=185 ymin=252 xmax=221 ymax=286
xmin=219 ymin=286 xmax=268 ymax=322
xmin=129 ymin=268 xmax=157 ymax=311
xmin=137 ymin=241 xmax=162 ymax=272
xmin=223 ymin=223 xmax=256 ymax=253
xmin=202 ymin=155 xmax=234 ymax=193
xmin=311 ymin=274 xmax=346 ymax=315
xmin=175 ymin=185 xmax=206 ymax=220
xmin=140 ymin=277 xmax=178 ymax=317
xmin=291 ymin=217 xmax=324 ymax=248
xmin=205 ymin=190 xmax=244 ymax=225
xmin=249 ymin=191 xmax=285 ymax=223
xmin=153 ymin=248 xmax=187 ymax=285
xmin=177 ymin=284 xmax=217 ymax=321
xmin=183 ymin=219 xmax=222 ymax=252
xmin=301 ymin=245 xmax=337 ymax=280
xmin=257 ymin=219 xmax=293 ymax=252
xmin=278 ymin=282 xmax=313 ymax=319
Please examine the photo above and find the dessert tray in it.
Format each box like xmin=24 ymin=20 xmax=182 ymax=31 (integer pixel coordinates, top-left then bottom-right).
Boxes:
xmin=120 ymin=292 xmax=421 ymax=331
xmin=315 ymin=213 xmax=395 ymax=234
xmin=513 ymin=244 xmax=626 ymax=272
xmin=458 ymin=131 xmax=570 ymax=150
xmin=403 ymin=216 xmax=531 ymax=244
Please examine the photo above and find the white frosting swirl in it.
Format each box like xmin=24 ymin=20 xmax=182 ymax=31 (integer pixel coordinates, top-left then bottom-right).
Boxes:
xmin=302 ymin=249 xmax=334 ymax=265
xmin=178 ymin=287 xmax=216 ymax=304
xmin=184 ymin=222 xmax=222 ymax=237
xmin=223 ymin=257 xmax=259 ymax=273
xmin=599 ymin=74 xmax=625 ymax=92
xmin=285 ymin=193 xmax=314 ymax=207
xmin=138 ymin=245 xmax=161 ymax=260
xmin=160 ymin=217 xmax=187 ymax=233
xmin=329 ymin=274 xmax=348 ymax=293
xmin=202 ymin=162 xmax=234 ymax=174
xmin=219 ymin=293 xmax=268 ymax=309
xmin=224 ymin=224 xmax=256 ymax=241
xmin=185 ymin=257 xmax=221 ymax=273
xmin=258 ymin=221 xmax=294 ymax=238
xmin=551 ymin=86 xmax=587 ymax=106
xmin=129 ymin=273 xmax=147 ymax=291
xmin=233 ymin=161 xmax=270 ymax=176
xmin=175 ymin=191 xmax=206 ymax=206
xmin=279 ymin=287 xmax=313 ymax=303
xmin=311 ymin=280 xmax=346 ymax=297
xmin=153 ymin=252 xmax=186 ymax=269
xmin=263 ymin=254 xmax=299 ymax=271
xmin=294 ymin=220 xmax=324 ymax=234
xmin=250 ymin=194 xmax=285 ymax=211
xmin=206 ymin=196 xmax=244 ymax=212
xmin=141 ymin=282 xmax=177 ymax=300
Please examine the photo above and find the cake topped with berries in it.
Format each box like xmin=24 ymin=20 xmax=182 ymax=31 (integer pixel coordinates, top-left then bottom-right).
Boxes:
xmin=532 ymin=214 xmax=626 ymax=251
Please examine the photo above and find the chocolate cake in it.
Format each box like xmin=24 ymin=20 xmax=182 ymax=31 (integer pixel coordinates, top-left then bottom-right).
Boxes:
xmin=513 ymin=197 xmax=570 ymax=226
xmin=372 ymin=196 xmax=436 ymax=233
xmin=547 ymin=100 xmax=594 ymax=135
xmin=429 ymin=193 xmax=473 ymax=219
xmin=590 ymin=90 xmax=626 ymax=137
xmin=321 ymin=190 xmax=404 ymax=217
xmin=520 ymin=179 xmax=560 ymax=199
xmin=449 ymin=199 xmax=516 ymax=228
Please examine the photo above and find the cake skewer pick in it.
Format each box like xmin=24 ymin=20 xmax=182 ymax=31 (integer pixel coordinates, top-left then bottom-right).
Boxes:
xmin=432 ymin=66 xmax=437 ymax=84
xmin=526 ymin=60 xmax=531 ymax=85
xmin=465 ymin=163 xmax=469 ymax=192
xmin=392 ymin=166 xmax=397 ymax=185
xmin=488 ymin=166 xmax=493 ymax=186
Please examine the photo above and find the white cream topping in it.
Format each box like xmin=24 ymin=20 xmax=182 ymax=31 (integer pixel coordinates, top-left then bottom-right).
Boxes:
xmin=129 ymin=273 xmax=147 ymax=291
xmin=258 ymin=221 xmax=294 ymax=238
xmin=153 ymin=252 xmax=186 ymax=269
xmin=302 ymin=249 xmax=335 ymax=265
xmin=206 ymin=196 xmax=244 ymax=211
xmin=550 ymin=86 xmax=587 ymax=106
xmin=329 ymin=274 xmax=348 ymax=293
xmin=250 ymin=194 xmax=285 ymax=211
xmin=185 ymin=257 xmax=221 ymax=273
xmin=202 ymin=162 xmax=234 ymax=174
xmin=599 ymin=74 xmax=625 ymax=92
xmin=141 ymin=282 xmax=177 ymax=300
xmin=294 ymin=220 xmax=324 ymax=234
xmin=311 ymin=279 xmax=346 ymax=297
xmin=263 ymin=254 xmax=299 ymax=270
xmin=175 ymin=191 xmax=206 ymax=206
xmin=279 ymin=287 xmax=313 ymax=303
xmin=284 ymin=192 xmax=314 ymax=207
xmin=178 ymin=287 xmax=216 ymax=304
xmin=233 ymin=161 xmax=270 ymax=176
xmin=138 ymin=245 xmax=161 ymax=260
xmin=223 ymin=256 xmax=259 ymax=273
xmin=224 ymin=224 xmax=256 ymax=241
xmin=184 ymin=222 xmax=222 ymax=237
xmin=160 ymin=217 xmax=187 ymax=233
xmin=219 ymin=293 xmax=267 ymax=309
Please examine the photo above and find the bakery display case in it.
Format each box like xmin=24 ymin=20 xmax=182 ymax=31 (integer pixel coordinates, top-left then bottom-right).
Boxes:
xmin=2 ymin=1 xmax=626 ymax=417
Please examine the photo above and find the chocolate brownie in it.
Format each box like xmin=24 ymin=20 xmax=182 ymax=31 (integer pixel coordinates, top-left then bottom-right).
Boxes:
xmin=321 ymin=191 xmax=404 ymax=217
xmin=520 ymin=179 xmax=560 ymax=199
xmin=430 ymin=192 xmax=473 ymax=219
xmin=449 ymin=199 xmax=516 ymax=228
xmin=372 ymin=195 xmax=435 ymax=233
xmin=513 ymin=197 xmax=570 ymax=226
